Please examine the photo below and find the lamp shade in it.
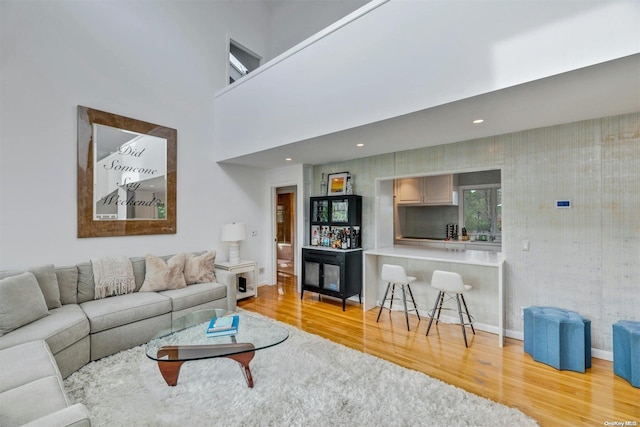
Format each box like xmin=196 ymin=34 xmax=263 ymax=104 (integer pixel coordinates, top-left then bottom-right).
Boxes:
xmin=221 ymin=223 xmax=247 ymax=242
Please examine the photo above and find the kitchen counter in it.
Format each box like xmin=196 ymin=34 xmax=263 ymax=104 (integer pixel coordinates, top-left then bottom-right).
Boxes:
xmin=366 ymin=245 xmax=504 ymax=266
xmin=363 ymin=245 xmax=505 ymax=346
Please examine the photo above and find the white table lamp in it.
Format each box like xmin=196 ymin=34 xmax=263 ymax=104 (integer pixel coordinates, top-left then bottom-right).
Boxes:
xmin=222 ymin=222 xmax=246 ymax=265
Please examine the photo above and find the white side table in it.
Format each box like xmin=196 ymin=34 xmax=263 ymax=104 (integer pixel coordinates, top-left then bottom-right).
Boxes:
xmin=215 ymin=260 xmax=259 ymax=300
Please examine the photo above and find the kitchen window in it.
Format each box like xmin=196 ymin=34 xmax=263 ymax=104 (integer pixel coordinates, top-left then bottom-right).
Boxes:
xmin=459 ymin=184 xmax=501 ymax=241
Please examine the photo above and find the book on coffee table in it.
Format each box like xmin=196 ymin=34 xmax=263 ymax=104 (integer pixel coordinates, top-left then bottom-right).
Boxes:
xmin=206 ymin=315 xmax=239 ymax=337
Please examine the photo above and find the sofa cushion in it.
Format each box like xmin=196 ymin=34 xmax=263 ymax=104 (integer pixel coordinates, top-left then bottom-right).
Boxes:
xmin=0 ymin=376 xmax=71 ymax=427
xmin=0 ymin=272 xmax=49 ymax=337
xmin=28 ymin=264 xmax=62 ymax=310
xmin=139 ymin=253 xmax=187 ymax=292
xmin=159 ymin=282 xmax=227 ymax=312
xmin=184 ymin=251 xmax=216 ymax=284
xmin=130 ymin=257 xmax=146 ymax=291
xmin=0 ymin=340 xmax=61 ymax=393
xmin=76 ymin=262 xmax=95 ymax=304
xmin=0 ymin=305 xmax=90 ymax=355
xmin=0 ymin=340 xmax=73 ymax=427
xmin=0 ymin=270 xmax=21 ymax=280
xmin=55 ymin=265 xmax=79 ymax=305
xmin=80 ymin=292 xmax=171 ymax=333
xmin=20 ymin=404 xmax=91 ymax=427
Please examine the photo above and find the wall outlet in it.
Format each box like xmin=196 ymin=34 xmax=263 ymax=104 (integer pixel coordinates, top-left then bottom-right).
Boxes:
xmin=520 ymin=306 xmax=525 ymax=320
xmin=251 ymin=230 xmax=257 ymax=237
xmin=522 ymin=240 xmax=530 ymax=251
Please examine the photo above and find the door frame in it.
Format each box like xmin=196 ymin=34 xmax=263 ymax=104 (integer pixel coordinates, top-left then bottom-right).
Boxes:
xmin=271 ymin=184 xmax=298 ymax=285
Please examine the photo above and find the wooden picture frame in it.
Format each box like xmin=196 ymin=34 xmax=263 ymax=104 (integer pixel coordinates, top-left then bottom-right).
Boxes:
xmin=77 ymin=106 xmax=177 ymax=237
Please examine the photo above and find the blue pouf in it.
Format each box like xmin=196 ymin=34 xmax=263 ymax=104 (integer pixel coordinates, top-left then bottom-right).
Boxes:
xmin=523 ymin=306 xmax=591 ymax=373
xmin=613 ymin=320 xmax=640 ymax=388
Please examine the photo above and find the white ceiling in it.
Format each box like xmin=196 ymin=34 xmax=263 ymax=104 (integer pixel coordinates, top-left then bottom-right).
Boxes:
xmin=223 ymin=53 xmax=639 ymax=169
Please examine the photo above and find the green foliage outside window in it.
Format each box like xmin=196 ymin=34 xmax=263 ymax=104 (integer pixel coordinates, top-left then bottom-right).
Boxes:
xmin=463 ymin=188 xmax=501 ymax=236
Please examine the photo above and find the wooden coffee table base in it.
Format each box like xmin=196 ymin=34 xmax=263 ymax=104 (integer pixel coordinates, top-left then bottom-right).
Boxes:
xmin=156 ymin=343 xmax=256 ymax=387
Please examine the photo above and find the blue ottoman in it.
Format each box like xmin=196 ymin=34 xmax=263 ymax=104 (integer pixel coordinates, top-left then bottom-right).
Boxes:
xmin=524 ymin=306 xmax=591 ymax=372
xmin=613 ymin=320 xmax=640 ymax=388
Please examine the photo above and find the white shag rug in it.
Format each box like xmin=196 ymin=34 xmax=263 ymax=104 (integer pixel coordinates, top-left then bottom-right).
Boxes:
xmin=64 ymin=312 xmax=538 ymax=427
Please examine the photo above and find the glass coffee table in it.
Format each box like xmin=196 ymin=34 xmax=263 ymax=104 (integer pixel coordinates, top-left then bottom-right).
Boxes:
xmin=145 ymin=309 xmax=289 ymax=388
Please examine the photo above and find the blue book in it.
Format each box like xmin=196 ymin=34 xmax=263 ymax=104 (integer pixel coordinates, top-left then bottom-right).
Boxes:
xmin=206 ymin=315 xmax=239 ymax=337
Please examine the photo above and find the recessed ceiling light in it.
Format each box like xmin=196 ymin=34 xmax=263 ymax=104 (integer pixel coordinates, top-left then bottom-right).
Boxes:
xmin=285 ymin=157 xmax=292 ymax=161
xmin=473 ymin=119 xmax=484 ymax=124
xmin=356 ymin=143 xmax=364 ymax=147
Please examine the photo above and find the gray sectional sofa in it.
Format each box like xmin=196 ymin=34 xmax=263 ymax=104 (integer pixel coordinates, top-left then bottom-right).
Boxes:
xmin=0 ymin=251 xmax=236 ymax=427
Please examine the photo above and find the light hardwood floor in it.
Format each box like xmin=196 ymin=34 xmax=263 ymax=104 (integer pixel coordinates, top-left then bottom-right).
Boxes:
xmin=239 ymin=274 xmax=639 ymax=426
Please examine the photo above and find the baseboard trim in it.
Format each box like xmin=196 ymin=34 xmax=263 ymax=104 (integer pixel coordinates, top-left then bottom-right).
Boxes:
xmin=379 ymin=308 xmax=615 ymax=362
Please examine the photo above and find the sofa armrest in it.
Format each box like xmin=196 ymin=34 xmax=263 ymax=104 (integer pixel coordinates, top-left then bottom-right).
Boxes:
xmin=21 ymin=403 xmax=91 ymax=427
xmin=215 ymin=269 xmax=237 ymax=311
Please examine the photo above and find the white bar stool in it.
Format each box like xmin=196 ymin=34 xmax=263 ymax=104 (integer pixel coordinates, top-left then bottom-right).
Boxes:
xmin=376 ymin=264 xmax=420 ymax=331
xmin=425 ymin=270 xmax=475 ymax=347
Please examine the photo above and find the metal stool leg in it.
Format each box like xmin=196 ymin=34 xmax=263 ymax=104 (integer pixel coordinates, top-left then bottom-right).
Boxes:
xmin=456 ymin=294 xmax=469 ymax=348
xmin=401 ymin=285 xmax=410 ymax=331
xmin=389 ymin=284 xmax=396 ymax=311
xmin=434 ymin=292 xmax=445 ymax=324
xmin=426 ymin=291 xmax=442 ymax=336
xmin=460 ymin=294 xmax=475 ymax=335
xmin=406 ymin=284 xmax=420 ymax=320
xmin=376 ymin=283 xmax=392 ymax=322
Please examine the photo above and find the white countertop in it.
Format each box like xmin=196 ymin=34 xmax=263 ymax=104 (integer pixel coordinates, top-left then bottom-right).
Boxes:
xmin=364 ymin=245 xmax=504 ymax=267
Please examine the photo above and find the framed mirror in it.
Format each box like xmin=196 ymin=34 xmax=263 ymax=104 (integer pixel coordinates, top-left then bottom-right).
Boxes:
xmin=77 ymin=106 xmax=177 ymax=237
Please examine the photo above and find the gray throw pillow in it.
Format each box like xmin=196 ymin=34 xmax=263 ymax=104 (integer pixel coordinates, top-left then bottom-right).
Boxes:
xmin=0 ymin=272 xmax=49 ymax=337
xmin=76 ymin=262 xmax=96 ymax=303
xmin=28 ymin=264 xmax=62 ymax=309
xmin=55 ymin=265 xmax=79 ymax=305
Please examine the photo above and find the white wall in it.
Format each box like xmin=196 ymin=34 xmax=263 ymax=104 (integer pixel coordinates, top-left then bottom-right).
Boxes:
xmin=267 ymin=0 xmax=370 ymax=59
xmin=0 ymin=0 xmax=271 ymax=269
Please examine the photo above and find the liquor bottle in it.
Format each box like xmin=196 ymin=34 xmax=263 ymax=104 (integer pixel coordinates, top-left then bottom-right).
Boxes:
xmin=320 ymin=173 xmax=327 ymax=196
xmin=346 ymin=175 xmax=353 ymax=195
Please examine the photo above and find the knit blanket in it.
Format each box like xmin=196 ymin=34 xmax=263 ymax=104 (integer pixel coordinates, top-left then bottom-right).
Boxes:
xmin=91 ymin=257 xmax=136 ymax=299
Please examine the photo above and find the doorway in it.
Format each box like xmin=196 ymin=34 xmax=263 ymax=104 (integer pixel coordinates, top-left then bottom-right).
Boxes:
xmin=275 ymin=187 xmax=296 ymax=278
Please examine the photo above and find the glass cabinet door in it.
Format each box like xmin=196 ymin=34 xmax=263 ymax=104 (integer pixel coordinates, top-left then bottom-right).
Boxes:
xmin=323 ymin=264 xmax=341 ymax=291
xmin=303 ymin=260 xmax=321 ymax=287
xmin=330 ymin=199 xmax=349 ymax=223
xmin=312 ymin=200 xmax=329 ymax=222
